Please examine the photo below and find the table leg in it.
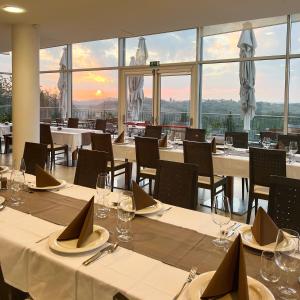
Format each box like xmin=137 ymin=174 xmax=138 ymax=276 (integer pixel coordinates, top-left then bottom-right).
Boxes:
xmin=72 ymin=149 xmax=78 ymax=166
xmin=226 ymin=176 xmax=234 ymax=212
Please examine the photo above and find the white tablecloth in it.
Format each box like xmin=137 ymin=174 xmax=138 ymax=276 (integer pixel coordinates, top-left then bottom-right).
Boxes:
xmin=0 ymin=123 xmax=11 ymax=138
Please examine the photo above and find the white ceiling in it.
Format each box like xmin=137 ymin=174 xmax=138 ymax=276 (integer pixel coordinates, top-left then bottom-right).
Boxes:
xmin=0 ymin=0 xmax=300 ymax=52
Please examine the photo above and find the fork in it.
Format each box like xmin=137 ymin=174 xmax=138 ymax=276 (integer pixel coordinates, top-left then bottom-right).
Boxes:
xmin=173 ymin=266 xmax=198 ymax=300
xmin=157 ymin=207 xmax=172 ymax=217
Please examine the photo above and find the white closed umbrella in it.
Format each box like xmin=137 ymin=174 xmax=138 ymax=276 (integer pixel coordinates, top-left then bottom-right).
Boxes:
xmin=57 ymin=47 xmax=68 ymax=118
xmin=237 ymin=24 xmax=257 ymax=131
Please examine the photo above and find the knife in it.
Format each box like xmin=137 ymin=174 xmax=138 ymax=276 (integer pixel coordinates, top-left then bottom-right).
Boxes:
xmin=82 ymin=244 xmax=112 ymax=266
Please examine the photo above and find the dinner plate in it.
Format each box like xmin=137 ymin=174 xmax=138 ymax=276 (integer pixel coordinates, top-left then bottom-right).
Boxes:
xmin=48 ymin=225 xmax=109 ymax=254
xmin=0 ymin=196 xmax=5 ymax=205
xmin=239 ymin=225 xmax=295 ymax=252
xmin=213 ymin=150 xmax=224 ymax=155
xmin=28 ymin=180 xmax=66 ymax=191
xmin=187 ymin=271 xmax=274 ymax=300
xmin=159 ymin=145 xmax=173 ymax=150
xmin=0 ymin=166 xmax=9 ymax=174
xmin=135 ymin=199 xmax=163 ymax=215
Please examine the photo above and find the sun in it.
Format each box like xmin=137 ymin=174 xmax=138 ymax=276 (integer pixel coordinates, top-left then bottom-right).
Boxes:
xmin=96 ymin=89 xmax=102 ymax=96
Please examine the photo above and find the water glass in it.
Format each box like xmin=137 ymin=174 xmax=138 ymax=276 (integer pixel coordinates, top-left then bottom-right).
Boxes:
xmin=288 ymin=141 xmax=298 ymax=164
xmin=117 ymin=193 xmax=136 ymax=242
xmin=211 ymin=195 xmax=231 ymax=248
xmin=95 ymin=173 xmax=111 ymax=218
xmin=275 ymin=228 xmax=300 ymax=298
xmin=20 ymin=158 xmax=27 ymax=184
xmin=262 ymin=137 xmax=271 ymax=149
xmin=260 ymin=251 xmax=280 ymax=283
xmin=9 ymin=170 xmax=24 ymax=206
xmin=225 ymin=136 xmax=233 ymax=155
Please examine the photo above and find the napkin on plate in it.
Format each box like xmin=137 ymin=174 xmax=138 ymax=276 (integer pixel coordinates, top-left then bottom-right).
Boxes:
xmin=201 ymin=234 xmax=249 ymax=300
xmin=251 ymin=207 xmax=280 ymax=246
xmin=211 ymin=137 xmax=216 ymax=153
xmin=35 ymin=165 xmax=61 ymax=187
xmin=114 ymin=131 xmax=125 ymax=143
xmin=132 ymin=181 xmax=157 ymax=211
xmin=57 ymin=197 xmax=94 ymax=247
xmin=159 ymin=134 xmax=168 ymax=148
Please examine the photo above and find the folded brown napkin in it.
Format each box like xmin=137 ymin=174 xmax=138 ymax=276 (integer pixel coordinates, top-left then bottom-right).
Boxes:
xmin=114 ymin=131 xmax=125 ymax=143
xmin=132 ymin=181 xmax=157 ymax=211
xmin=211 ymin=137 xmax=216 ymax=153
xmin=57 ymin=197 xmax=94 ymax=247
xmin=35 ymin=165 xmax=61 ymax=187
xmin=251 ymin=207 xmax=280 ymax=246
xmin=159 ymin=135 xmax=168 ymax=148
xmin=201 ymin=234 xmax=249 ymax=300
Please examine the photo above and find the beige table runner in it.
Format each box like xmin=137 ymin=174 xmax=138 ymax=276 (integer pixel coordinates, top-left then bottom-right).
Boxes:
xmin=1 ymin=189 xmax=299 ymax=298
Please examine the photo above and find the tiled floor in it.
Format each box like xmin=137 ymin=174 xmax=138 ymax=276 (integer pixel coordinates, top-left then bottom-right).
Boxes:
xmin=0 ymin=152 xmax=266 ymax=223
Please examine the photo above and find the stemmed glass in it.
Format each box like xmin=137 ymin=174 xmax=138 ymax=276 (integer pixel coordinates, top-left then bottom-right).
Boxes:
xmin=288 ymin=141 xmax=298 ymax=164
xmin=9 ymin=169 xmax=24 ymax=206
xmin=95 ymin=173 xmax=111 ymax=218
xmin=262 ymin=137 xmax=271 ymax=149
xmin=211 ymin=195 xmax=232 ymax=248
xmin=274 ymin=228 xmax=300 ymax=299
xmin=225 ymin=136 xmax=233 ymax=155
xmin=20 ymin=158 xmax=26 ymax=185
xmin=117 ymin=193 xmax=136 ymax=242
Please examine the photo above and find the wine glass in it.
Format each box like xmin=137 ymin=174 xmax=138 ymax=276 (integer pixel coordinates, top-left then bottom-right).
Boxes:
xmin=274 ymin=228 xmax=300 ymax=298
xmin=9 ymin=170 xmax=24 ymax=206
xmin=95 ymin=173 xmax=111 ymax=218
xmin=117 ymin=193 xmax=136 ymax=242
xmin=20 ymin=158 xmax=26 ymax=184
xmin=288 ymin=141 xmax=298 ymax=164
xmin=260 ymin=251 xmax=280 ymax=283
xmin=262 ymin=137 xmax=271 ymax=149
xmin=211 ymin=195 xmax=231 ymax=248
xmin=225 ymin=136 xmax=233 ymax=155
xmin=206 ymin=132 xmax=212 ymax=143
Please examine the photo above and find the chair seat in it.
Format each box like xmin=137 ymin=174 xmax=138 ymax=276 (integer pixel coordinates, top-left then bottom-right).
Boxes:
xmin=140 ymin=167 xmax=156 ymax=177
xmin=254 ymin=184 xmax=270 ymax=196
xmin=198 ymin=175 xmax=225 ymax=186
xmin=107 ymin=160 xmax=127 ymax=169
xmin=47 ymin=144 xmax=68 ymax=150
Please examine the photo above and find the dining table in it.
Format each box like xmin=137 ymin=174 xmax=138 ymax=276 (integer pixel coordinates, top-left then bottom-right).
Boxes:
xmin=0 ymin=172 xmax=299 ymax=300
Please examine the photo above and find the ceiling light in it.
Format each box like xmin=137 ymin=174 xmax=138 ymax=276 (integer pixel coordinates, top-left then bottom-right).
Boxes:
xmin=1 ymin=5 xmax=26 ymax=13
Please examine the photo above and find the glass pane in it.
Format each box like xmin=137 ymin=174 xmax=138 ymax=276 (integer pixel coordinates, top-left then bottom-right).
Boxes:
xmin=72 ymin=70 xmax=118 ymax=119
xmin=203 ymin=24 xmax=287 ymax=60
xmin=291 ymin=21 xmax=300 ymax=53
xmin=201 ymin=60 xmax=285 ymax=139
xmin=126 ymin=74 xmax=152 ymax=125
xmin=0 ymin=52 xmax=12 ymax=73
xmin=72 ymin=39 xmax=118 ymax=69
xmin=289 ymin=59 xmax=300 ymax=132
xmin=40 ymin=46 xmax=66 ymax=71
xmin=0 ymin=74 xmax=12 ymax=122
xmin=160 ymin=74 xmax=191 ymax=126
xmin=40 ymin=73 xmax=63 ymax=121
xmin=126 ymin=29 xmax=196 ymax=65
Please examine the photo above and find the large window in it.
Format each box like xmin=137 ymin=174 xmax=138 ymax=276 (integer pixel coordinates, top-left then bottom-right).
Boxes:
xmin=289 ymin=59 xmax=300 ymax=132
xmin=0 ymin=74 xmax=12 ymax=122
xmin=40 ymin=46 xmax=66 ymax=71
xmin=0 ymin=53 xmax=12 ymax=73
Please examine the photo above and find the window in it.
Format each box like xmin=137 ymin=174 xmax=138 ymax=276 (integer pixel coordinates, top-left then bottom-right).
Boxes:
xmin=289 ymin=59 xmax=300 ymax=132
xmin=0 ymin=74 xmax=12 ymax=122
xmin=72 ymin=39 xmax=118 ymax=69
xmin=40 ymin=46 xmax=66 ymax=71
xmin=0 ymin=52 xmax=12 ymax=73
xmin=291 ymin=18 xmax=300 ymax=54
xmin=125 ymin=29 xmax=196 ymax=66
xmin=72 ymin=70 xmax=118 ymax=120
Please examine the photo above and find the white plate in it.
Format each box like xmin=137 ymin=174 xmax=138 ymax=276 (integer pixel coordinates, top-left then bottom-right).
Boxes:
xmin=213 ymin=150 xmax=224 ymax=155
xmin=48 ymin=225 xmax=109 ymax=254
xmin=0 ymin=196 xmax=5 ymax=205
xmin=114 ymin=141 xmax=130 ymax=145
xmin=159 ymin=145 xmax=173 ymax=150
xmin=135 ymin=199 xmax=163 ymax=215
xmin=187 ymin=271 xmax=274 ymax=300
xmin=0 ymin=166 xmax=9 ymax=174
xmin=28 ymin=180 xmax=66 ymax=191
xmin=239 ymin=225 xmax=294 ymax=252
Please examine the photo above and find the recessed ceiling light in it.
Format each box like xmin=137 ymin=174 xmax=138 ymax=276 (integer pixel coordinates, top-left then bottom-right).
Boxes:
xmin=2 ymin=5 xmax=26 ymax=14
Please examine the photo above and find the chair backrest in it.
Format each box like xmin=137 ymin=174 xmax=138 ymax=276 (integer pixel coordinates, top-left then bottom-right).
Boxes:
xmin=183 ymin=141 xmax=213 ymax=178
xmin=154 ymin=160 xmax=198 ymax=210
xmin=23 ymin=142 xmax=48 ymax=175
xmin=260 ymin=131 xmax=279 ymax=142
xmin=74 ymin=149 xmax=108 ymax=188
xmin=56 ymin=118 xmax=64 ymax=127
xmin=67 ymin=118 xmax=79 ymax=128
xmin=135 ymin=137 xmax=160 ymax=169
xmin=268 ymin=175 xmax=300 ymax=233
xmin=91 ymin=133 xmax=114 ymax=162
xmin=277 ymin=134 xmax=300 ymax=154
xmin=95 ymin=119 xmax=107 ymax=131
xmin=225 ymin=132 xmax=248 ymax=148
xmin=249 ymin=147 xmax=286 ymax=188
xmin=185 ymin=128 xmax=206 ymax=142
xmin=40 ymin=123 xmax=53 ymax=147
xmin=144 ymin=125 xmax=162 ymax=139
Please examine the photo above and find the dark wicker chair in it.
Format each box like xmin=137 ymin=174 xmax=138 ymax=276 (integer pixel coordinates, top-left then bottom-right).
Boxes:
xmin=67 ymin=118 xmax=79 ymax=128
xmin=260 ymin=131 xmax=279 ymax=143
xmin=95 ymin=119 xmax=107 ymax=132
xmin=225 ymin=131 xmax=249 ymax=200
xmin=56 ymin=118 xmax=64 ymax=127
xmin=268 ymin=175 xmax=300 ymax=233
xmin=183 ymin=141 xmax=227 ymax=208
xmin=74 ymin=149 xmax=107 ymax=189
xmin=40 ymin=124 xmax=69 ymax=170
xmin=144 ymin=125 xmax=162 ymax=139
xmin=277 ymin=134 xmax=300 ymax=153
xmin=247 ymin=147 xmax=286 ymax=224
xmin=91 ymin=133 xmax=132 ymax=191
xmin=22 ymin=142 xmax=48 ymax=175
xmin=135 ymin=137 xmax=160 ymax=195
xmin=185 ymin=128 xmax=206 ymax=142
xmin=154 ymin=160 xmax=198 ymax=210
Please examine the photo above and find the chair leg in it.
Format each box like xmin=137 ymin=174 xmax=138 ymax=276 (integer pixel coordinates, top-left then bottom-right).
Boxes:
xmin=65 ymin=147 xmax=69 ymax=167
xmin=210 ymin=189 xmax=215 ymax=210
xmin=125 ymin=162 xmax=132 ymax=191
xmin=246 ymin=195 xmax=254 ymax=224
xmin=149 ymin=179 xmax=152 ymax=195
xmin=111 ymin=171 xmax=114 ymax=192
xmin=245 ymin=178 xmax=249 ymax=192
xmin=254 ymin=198 xmax=258 ymax=215
xmin=242 ymin=178 xmax=245 ymax=200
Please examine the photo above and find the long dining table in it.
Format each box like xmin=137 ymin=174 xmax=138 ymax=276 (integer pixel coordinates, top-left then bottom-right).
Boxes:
xmin=0 ymin=173 xmax=299 ymax=300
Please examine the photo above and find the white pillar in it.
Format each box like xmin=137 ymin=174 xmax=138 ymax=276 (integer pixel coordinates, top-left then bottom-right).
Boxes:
xmin=12 ymin=24 xmax=40 ymax=165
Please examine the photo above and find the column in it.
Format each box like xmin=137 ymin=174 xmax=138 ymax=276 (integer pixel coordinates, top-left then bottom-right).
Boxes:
xmin=11 ymin=24 xmax=40 ymax=165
